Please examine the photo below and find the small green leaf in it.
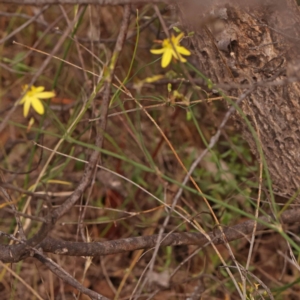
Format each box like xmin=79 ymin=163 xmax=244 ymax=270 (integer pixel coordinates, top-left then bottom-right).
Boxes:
xmin=186 ymin=111 xmax=192 ymax=121
xmin=172 ymin=26 xmax=181 ymax=33
xmin=207 ymin=79 xmax=213 ymax=89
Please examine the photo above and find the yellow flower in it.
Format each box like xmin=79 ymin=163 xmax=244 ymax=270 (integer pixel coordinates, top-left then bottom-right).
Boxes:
xmin=20 ymin=85 xmax=55 ymax=117
xmin=150 ymin=33 xmax=191 ymax=68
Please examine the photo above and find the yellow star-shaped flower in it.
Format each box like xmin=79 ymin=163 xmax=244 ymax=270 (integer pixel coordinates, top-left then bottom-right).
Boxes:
xmin=20 ymin=85 xmax=55 ymax=117
xmin=150 ymin=33 xmax=191 ymax=68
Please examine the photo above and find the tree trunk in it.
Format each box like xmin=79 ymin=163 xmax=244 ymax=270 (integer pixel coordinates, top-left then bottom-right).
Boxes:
xmin=179 ymin=0 xmax=300 ymax=200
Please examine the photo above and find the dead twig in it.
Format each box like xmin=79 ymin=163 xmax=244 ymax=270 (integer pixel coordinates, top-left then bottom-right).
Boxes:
xmin=8 ymin=208 xmax=297 ymax=259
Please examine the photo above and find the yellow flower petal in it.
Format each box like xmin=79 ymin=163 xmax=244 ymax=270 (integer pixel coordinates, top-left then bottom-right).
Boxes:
xmin=23 ymin=98 xmax=31 ymax=117
xmin=35 ymin=91 xmax=55 ymax=99
xmin=162 ymin=39 xmax=170 ymax=48
xmin=20 ymin=95 xmax=28 ymax=104
xmin=31 ymin=97 xmax=44 ymax=115
xmin=161 ymin=48 xmax=173 ymax=68
xmin=176 ymin=46 xmax=191 ymax=56
xmin=144 ymin=75 xmax=164 ymax=83
xmin=173 ymin=32 xmax=184 ymax=43
xmin=150 ymin=33 xmax=191 ymax=68
xmin=178 ymin=55 xmax=187 ymax=62
xmin=19 ymin=85 xmax=55 ymax=118
xmin=150 ymin=48 xmax=165 ymax=54
xmin=33 ymin=86 xmax=45 ymax=93
xmin=171 ymin=48 xmax=180 ymax=60
xmin=171 ymin=50 xmax=188 ymax=62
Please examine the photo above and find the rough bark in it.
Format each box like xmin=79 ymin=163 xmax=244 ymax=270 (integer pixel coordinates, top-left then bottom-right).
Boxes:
xmin=179 ymin=0 xmax=300 ymax=200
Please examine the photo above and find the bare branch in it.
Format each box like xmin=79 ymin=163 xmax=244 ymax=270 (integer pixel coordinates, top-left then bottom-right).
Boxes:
xmin=34 ymin=252 xmax=109 ymax=300
xmin=34 ymin=209 xmax=300 ymax=257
